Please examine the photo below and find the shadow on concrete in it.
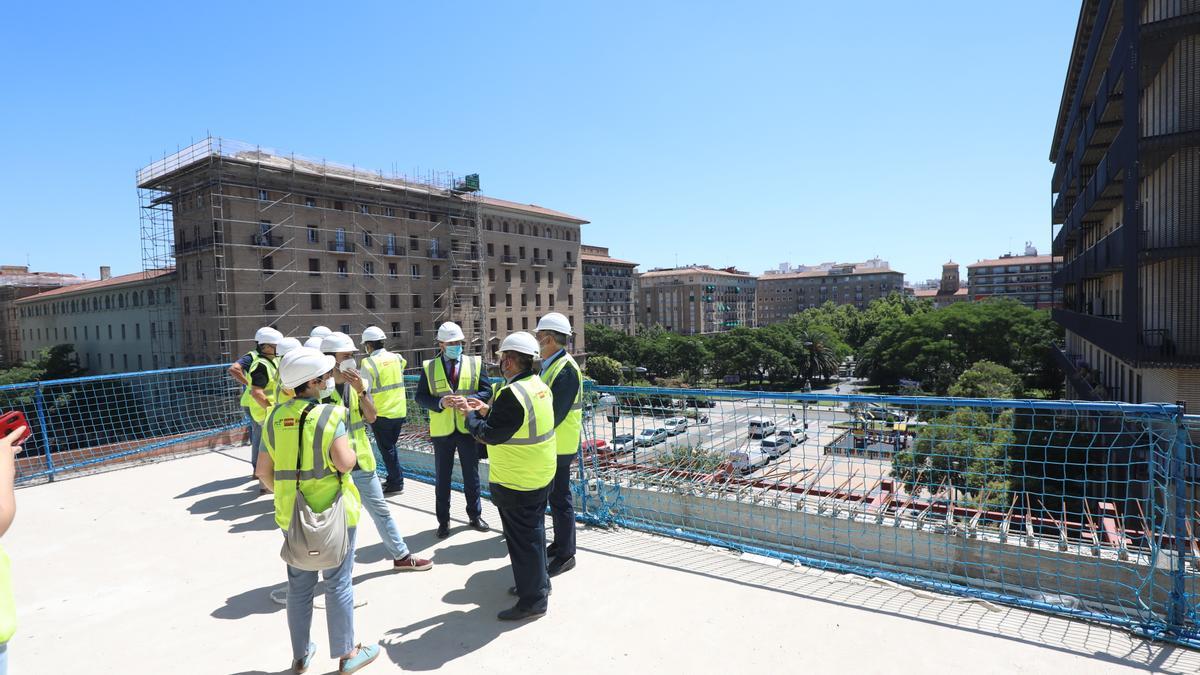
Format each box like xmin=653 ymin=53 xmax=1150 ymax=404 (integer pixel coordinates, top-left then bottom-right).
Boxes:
xmin=381 ymin=567 xmax=528 ymax=671
xmin=181 ymin=480 xmax=277 ymax=533
xmin=230 ymin=668 xmax=293 ymax=675
xmin=431 ymin=535 xmax=508 ymax=566
xmin=576 ymin=530 xmax=1200 ymax=675
xmin=212 ymin=581 xmax=287 ymax=620
xmin=174 ymin=475 xmax=253 ymax=500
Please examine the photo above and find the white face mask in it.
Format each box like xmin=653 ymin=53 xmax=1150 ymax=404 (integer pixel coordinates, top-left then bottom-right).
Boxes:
xmin=320 ymin=377 xmax=335 ymax=396
xmin=338 ymin=359 xmax=357 ymax=373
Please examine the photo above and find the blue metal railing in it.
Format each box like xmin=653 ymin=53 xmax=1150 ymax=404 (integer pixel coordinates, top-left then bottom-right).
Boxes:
xmin=4 ymin=364 xmax=1199 ymax=646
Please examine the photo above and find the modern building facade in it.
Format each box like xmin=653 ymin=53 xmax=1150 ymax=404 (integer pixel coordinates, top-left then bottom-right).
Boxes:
xmin=756 ymin=262 xmax=904 ymax=324
xmin=15 ymin=268 xmax=180 ymax=374
xmin=0 ymin=265 xmax=84 ymax=366
xmin=137 ymin=138 xmax=586 ymax=368
xmin=639 ymin=265 xmax=756 ymax=335
xmin=967 ymin=250 xmax=1060 ymax=309
xmin=581 ymin=244 xmax=638 ymax=335
xmin=1050 ymin=1 xmax=1200 ymax=407
xmin=912 ymin=261 xmax=972 ymax=309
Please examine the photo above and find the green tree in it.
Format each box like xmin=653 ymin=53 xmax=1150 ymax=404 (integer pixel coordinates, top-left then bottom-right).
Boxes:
xmin=891 ymin=408 xmax=1015 ymax=499
xmin=585 ymin=355 xmax=623 ymax=386
xmin=948 ymin=360 xmax=1023 ymax=399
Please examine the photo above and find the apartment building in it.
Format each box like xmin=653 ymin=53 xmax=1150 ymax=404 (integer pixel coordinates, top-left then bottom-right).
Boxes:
xmin=15 ymin=268 xmax=180 ymax=374
xmin=0 ymin=265 xmax=84 ymax=366
xmin=137 ymin=138 xmax=586 ymax=367
xmin=1050 ymin=1 xmax=1200 ymax=407
xmin=967 ymin=247 xmax=1059 ymax=309
xmin=756 ymin=262 xmax=904 ymax=324
xmin=912 ymin=261 xmax=971 ymax=309
xmin=581 ymin=244 xmax=638 ymax=335
xmin=638 ymin=265 xmax=756 ymax=335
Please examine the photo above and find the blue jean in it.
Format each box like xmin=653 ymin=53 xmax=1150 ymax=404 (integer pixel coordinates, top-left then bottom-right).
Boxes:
xmin=371 ymin=416 xmax=406 ymax=488
xmin=0 ymin=641 xmax=7 ymax=675
xmin=247 ymin=413 xmax=262 ymax=476
xmin=433 ymin=433 xmax=481 ymax=525
xmin=287 ymin=527 xmax=357 ymax=660
xmin=351 ymin=469 xmax=410 ymax=560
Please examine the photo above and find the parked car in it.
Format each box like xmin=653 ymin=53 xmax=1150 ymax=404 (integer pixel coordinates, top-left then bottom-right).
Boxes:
xmin=610 ymin=434 xmax=636 ymax=453
xmin=662 ymin=417 xmax=689 ymax=435
xmin=636 ymin=428 xmax=668 ymax=447
xmin=747 ymin=417 xmax=776 ymax=439
xmin=759 ymin=437 xmax=792 ymax=459
xmin=685 ymin=397 xmax=717 ymax=409
xmin=729 ymin=448 xmax=773 ymax=475
xmin=777 ymin=428 xmax=808 ymax=445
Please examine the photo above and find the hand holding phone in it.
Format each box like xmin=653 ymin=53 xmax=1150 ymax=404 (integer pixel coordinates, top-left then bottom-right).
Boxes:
xmin=0 ymin=411 xmax=31 ymax=449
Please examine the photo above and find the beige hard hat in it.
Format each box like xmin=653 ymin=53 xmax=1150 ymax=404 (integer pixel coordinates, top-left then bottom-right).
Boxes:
xmin=362 ymin=325 xmax=387 ymax=342
xmin=535 ymin=312 xmax=573 ymax=335
xmin=498 ymin=332 xmax=540 ymax=357
xmin=320 ymin=332 xmax=357 ymax=354
xmin=437 ymin=322 xmax=465 ymax=342
xmin=277 ymin=337 xmax=302 ymax=357
xmin=279 ymin=348 xmax=336 ymax=390
xmin=254 ymin=327 xmax=283 ymax=345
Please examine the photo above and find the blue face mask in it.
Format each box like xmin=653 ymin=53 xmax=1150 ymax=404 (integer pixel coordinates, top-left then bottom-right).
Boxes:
xmin=445 ymin=345 xmax=463 ymax=361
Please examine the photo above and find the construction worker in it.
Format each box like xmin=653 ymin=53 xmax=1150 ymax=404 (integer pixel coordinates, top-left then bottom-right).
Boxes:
xmin=321 ymin=332 xmax=432 ymax=573
xmin=535 ymin=312 xmax=582 ymax=577
xmin=229 ymin=326 xmax=283 ymax=483
xmin=359 ymin=326 xmax=407 ymax=494
xmin=416 ymin=322 xmax=491 ymax=538
xmin=256 ymin=347 xmax=380 ymax=674
xmin=272 ymin=338 xmax=303 ymax=408
xmin=464 ymin=332 xmax=556 ymax=621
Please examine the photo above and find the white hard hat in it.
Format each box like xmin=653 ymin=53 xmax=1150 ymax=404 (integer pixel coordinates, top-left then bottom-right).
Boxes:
xmin=279 ymin=347 xmax=336 ymax=390
xmin=309 ymin=326 xmax=332 ymax=339
xmin=303 ymin=336 xmax=324 ymax=350
xmin=498 ymin=332 xmax=540 ymax=357
xmin=362 ymin=326 xmax=387 ymax=342
xmin=255 ymin=326 xmax=283 ymax=345
xmin=535 ymin=312 xmax=573 ymax=335
xmin=277 ymin=337 xmax=302 ymax=357
xmin=437 ymin=322 xmax=465 ymax=342
xmin=320 ymin=331 xmax=357 ymax=354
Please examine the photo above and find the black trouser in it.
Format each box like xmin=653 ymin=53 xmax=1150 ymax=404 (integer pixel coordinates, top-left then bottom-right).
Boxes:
xmin=548 ymin=453 xmax=577 ymax=560
xmin=491 ymin=482 xmax=551 ymax=611
xmin=371 ymin=416 xmax=406 ymax=488
xmin=433 ymin=432 xmax=482 ymax=525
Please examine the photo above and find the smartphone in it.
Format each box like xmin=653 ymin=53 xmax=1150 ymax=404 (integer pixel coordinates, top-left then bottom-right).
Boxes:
xmin=0 ymin=410 xmax=32 ymax=445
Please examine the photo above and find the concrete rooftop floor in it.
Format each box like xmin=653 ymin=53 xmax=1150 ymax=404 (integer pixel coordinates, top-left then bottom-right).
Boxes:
xmin=10 ymin=447 xmax=1200 ymax=675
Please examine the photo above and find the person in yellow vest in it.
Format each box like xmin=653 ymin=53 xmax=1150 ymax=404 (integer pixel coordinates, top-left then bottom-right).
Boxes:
xmin=464 ymin=332 xmax=556 ymax=621
xmin=271 ymin=338 xmax=303 ymax=409
xmin=535 ymin=312 xmax=583 ymax=577
xmin=416 ymin=322 xmax=492 ymax=539
xmin=0 ymin=424 xmax=28 ymax=674
xmin=359 ymin=326 xmax=408 ymax=495
xmin=321 ymin=332 xmax=432 ymax=573
xmin=255 ymin=347 xmax=380 ymax=674
xmin=229 ymin=326 xmax=282 ymax=485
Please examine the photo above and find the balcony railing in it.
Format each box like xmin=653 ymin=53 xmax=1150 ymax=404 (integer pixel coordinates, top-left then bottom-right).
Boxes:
xmin=563 ymin=260 xmax=577 ymax=269
xmin=531 ymin=257 xmax=547 ymax=267
xmin=501 ymin=255 xmax=519 ymax=265
xmin=327 ymin=241 xmax=355 ymax=253
xmin=249 ymin=234 xmax=275 ymax=247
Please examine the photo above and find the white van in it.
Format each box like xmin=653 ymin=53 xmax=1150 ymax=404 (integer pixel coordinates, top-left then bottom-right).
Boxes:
xmin=730 ymin=448 xmax=773 ymax=474
xmin=747 ymin=417 xmax=776 ymax=439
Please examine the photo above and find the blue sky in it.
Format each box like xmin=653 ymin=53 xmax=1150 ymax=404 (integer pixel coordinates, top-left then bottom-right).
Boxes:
xmin=0 ymin=1 xmax=1079 ymax=283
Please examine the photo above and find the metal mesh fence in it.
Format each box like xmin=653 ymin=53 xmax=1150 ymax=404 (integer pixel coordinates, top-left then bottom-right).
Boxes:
xmin=6 ymin=365 xmax=1199 ymax=646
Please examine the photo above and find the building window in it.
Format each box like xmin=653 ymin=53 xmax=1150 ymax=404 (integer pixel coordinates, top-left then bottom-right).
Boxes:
xmin=262 ymin=255 xmax=274 ymax=274
xmin=390 ymin=294 xmax=400 ymax=309
xmin=412 ymin=294 xmax=422 ymax=309
xmin=362 ymin=261 xmax=375 ymax=277
xmin=504 ymin=269 xmax=512 ymax=282
xmin=487 ymin=243 xmax=494 ymax=257
xmin=520 ymin=270 xmax=527 ymax=283
xmin=413 ymin=322 xmax=423 ymax=337
xmin=490 ymin=318 xmax=497 ymax=332
xmin=411 ymin=264 xmax=421 ymax=279
xmin=365 ymin=294 xmax=376 ymax=310
xmin=488 ymin=269 xmax=496 ymax=282
xmin=386 ymin=233 xmax=397 ymax=255
xmin=385 ymin=207 xmax=395 ymax=218
xmin=307 ymin=225 xmax=319 ymax=242
xmin=409 ymin=235 xmax=419 ymax=253
xmin=506 ymin=317 xmax=513 ymax=330
xmin=548 ymin=271 xmax=554 ymax=284
xmin=489 ymin=293 xmax=496 ymax=308
xmin=259 ymin=189 xmax=269 ymax=201
xmin=519 ymin=246 xmax=526 ymax=259
xmin=264 ymin=293 xmax=276 ymax=311
xmin=359 ymin=204 xmax=370 ymax=215
xmin=305 ymin=197 xmax=316 ymax=208
xmin=521 ymin=293 xmax=527 ymax=307
xmin=309 ymin=258 xmax=320 ymax=276
xmin=522 ymin=317 xmax=529 ymax=330
xmin=535 ymin=271 xmax=541 ymax=284
xmin=135 ymin=324 xmax=141 ymax=339
xmin=388 ymin=262 xmax=398 ymax=278
xmin=505 ymin=294 xmax=512 ymax=307
xmin=337 ymin=260 xmax=348 ymax=277
xmin=310 ymin=293 xmax=322 ymax=310
xmin=334 ymin=201 xmax=345 ymax=211
xmin=390 ymin=322 xmax=401 ymax=337
xmin=432 ymin=265 xmax=441 ymax=280
xmin=339 ymin=293 xmax=350 ymax=310
xmin=363 ymin=230 xmax=373 ymax=247
xmin=549 ymin=295 xmax=555 ymax=308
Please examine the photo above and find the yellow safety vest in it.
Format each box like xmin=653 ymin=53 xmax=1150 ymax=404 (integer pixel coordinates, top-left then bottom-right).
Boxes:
xmin=325 ymin=386 xmax=375 ymax=473
xmin=423 ymin=355 xmax=481 ymax=436
xmin=0 ymin=544 xmax=14 ymax=643
xmin=239 ymin=350 xmax=278 ymax=424
xmin=361 ymin=350 xmax=407 ymax=419
xmin=540 ymin=352 xmax=583 ymax=456
xmin=487 ymin=375 xmax=557 ymax=491
xmin=263 ymin=398 xmax=361 ymax=530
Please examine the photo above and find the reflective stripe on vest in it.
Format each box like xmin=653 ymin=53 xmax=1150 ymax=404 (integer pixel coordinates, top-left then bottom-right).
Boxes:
xmin=487 ymin=376 xmax=557 ymax=491
xmin=240 ymin=350 xmax=279 ymax=424
xmin=321 ymin=387 xmax=375 ymax=472
xmin=540 ymin=352 xmax=583 ymax=455
xmin=362 ymin=351 xmax=407 ymax=419
xmin=263 ymin=399 xmax=361 ymax=531
xmin=424 ymin=355 xmax=480 ymax=436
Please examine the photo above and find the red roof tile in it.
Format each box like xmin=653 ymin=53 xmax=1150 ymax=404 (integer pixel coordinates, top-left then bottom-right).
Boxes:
xmin=15 ymin=269 xmax=174 ymax=303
